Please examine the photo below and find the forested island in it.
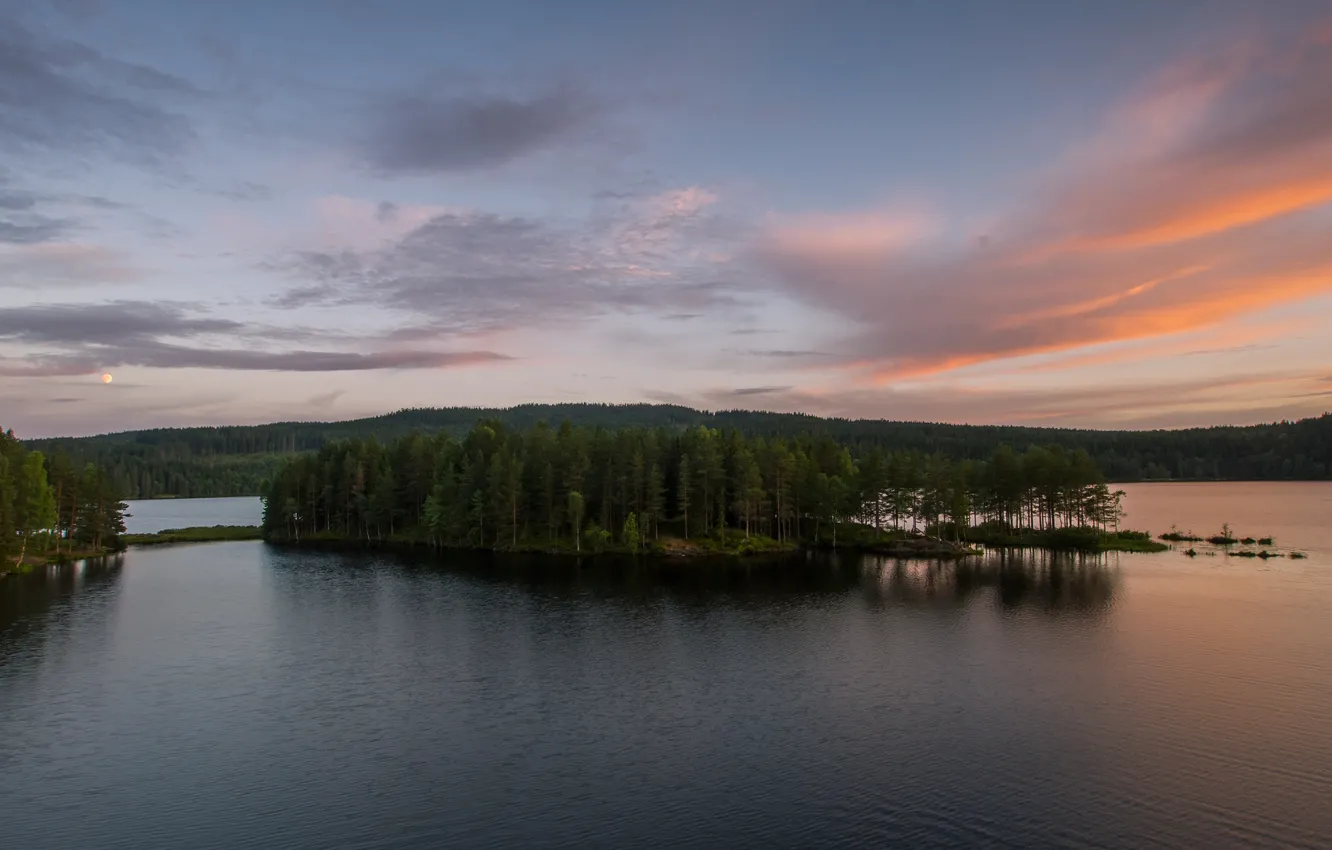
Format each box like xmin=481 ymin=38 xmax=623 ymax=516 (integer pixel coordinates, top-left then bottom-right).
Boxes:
xmin=1 ymin=429 xmax=127 ymax=573
xmin=33 ymin=405 xmax=1332 ymax=500
xmin=261 ymin=419 xmax=1164 ymax=556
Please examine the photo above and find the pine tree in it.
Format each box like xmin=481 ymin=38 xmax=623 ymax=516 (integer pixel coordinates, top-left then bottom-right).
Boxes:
xmin=567 ymin=490 xmax=585 ymax=552
xmin=0 ymin=455 xmax=16 ymax=564
xmin=646 ymin=462 xmax=665 ymax=540
xmin=622 ymin=512 xmax=639 ymax=554
xmin=15 ymin=452 xmax=57 ymax=564
xmin=677 ymin=453 xmax=691 ymax=539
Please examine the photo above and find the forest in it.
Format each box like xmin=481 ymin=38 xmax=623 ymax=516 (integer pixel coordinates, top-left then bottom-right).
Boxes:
xmin=0 ymin=429 xmax=128 ymax=569
xmin=261 ymin=420 xmax=1142 ymax=554
xmin=31 ymin=405 xmax=1332 ymax=499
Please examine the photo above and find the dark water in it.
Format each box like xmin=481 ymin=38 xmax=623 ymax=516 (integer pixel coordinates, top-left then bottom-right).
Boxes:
xmin=3 ymin=486 xmax=1331 ymax=849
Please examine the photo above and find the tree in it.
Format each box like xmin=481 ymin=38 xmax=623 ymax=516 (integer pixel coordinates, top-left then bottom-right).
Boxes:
xmin=736 ymin=454 xmax=764 ymax=539
xmin=622 ymin=512 xmax=640 ymax=554
xmin=255 ymin=419 xmax=1175 ymax=553
xmin=646 ymin=463 xmax=664 ymax=540
xmin=74 ymin=463 xmax=126 ymax=551
xmin=567 ymin=490 xmax=585 ymax=552
xmin=423 ymin=486 xmax=446 ymax=547
xmin=677 ymin=453 xmax=691 ymax=539
xmin=15 ymin=452 xmax=57 ymax=564
xmin=0 ymin=455 xmax=16 ymax=564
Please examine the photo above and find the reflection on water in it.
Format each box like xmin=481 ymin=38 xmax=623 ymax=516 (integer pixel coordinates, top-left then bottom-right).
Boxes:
xmin=866 ymin=550 xmax=1118 ymax=614
xmin=0 ymin=556 xmax=124 ymax=641
xmin=1 ymin=518 xmax=1330 ymax=849
xmin=275 ymin=546 xmax=1119 ymax=617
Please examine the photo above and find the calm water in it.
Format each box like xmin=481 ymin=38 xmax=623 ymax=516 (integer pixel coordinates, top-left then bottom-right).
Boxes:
xmin=2 ymin=484 xmax=1330 ymax=849
xmin=123 ymin=496 xmax=262 ymax=534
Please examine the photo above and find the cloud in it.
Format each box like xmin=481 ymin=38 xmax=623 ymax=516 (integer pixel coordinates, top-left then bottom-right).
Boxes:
xmin=274 ymin=187 xmax=742 ymax=331
xmin=760 ymin=25 xmax=1332 ymax=380
xmin=359 ymin=86 xmax=598 ymax=174
xmin=308 ymin=389 xmax=345 ymax=409
xmin=0 ymin=171 xmax=72 ymax=243
xmin=765 ymin=210 xmax=930 ymax=258
xmin=0 ymin=243 xmax=141 ymax=286
xmin=212 ymin=181 xmax=273 ymax=202
xmin=0 ymin=218 xmax=69 ymax=244
xmin=307 ymin=194 xmax=452 ymax=251
xmin=0 ymin=186 xmax=35 ymax=211
xmin=726 ymin=385 xmax=792 ymax=397
xmin=740 ymin=349 xmax=830 ymax=359
xmin=90 ymin=345 xmax=508 ymax=373
xmin=0 ymin=301 xmax=509 ymax=376
xmin=700 ymin=369 xmax=1332 ymax=429
xmin=0 ymin=15 xmax=198 ymax=163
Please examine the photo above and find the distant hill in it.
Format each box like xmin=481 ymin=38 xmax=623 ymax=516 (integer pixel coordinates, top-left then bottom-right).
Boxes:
xmin=24 ymin=404 xmax=1332 ymax=498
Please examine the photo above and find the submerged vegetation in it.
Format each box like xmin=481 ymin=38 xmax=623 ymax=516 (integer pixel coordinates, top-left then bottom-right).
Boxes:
xmin=1161 ymin=526 xmax=1204 ymax=542
xmin=121 ymin=525 xmax=262 ymax=546
xmin=1165 ymin=523 xmax=1301 ymax=560
xmin=1 ymin=428 xmax=127 ymax=573
xmin=261 ymin=419 xmax=1152 ymax=557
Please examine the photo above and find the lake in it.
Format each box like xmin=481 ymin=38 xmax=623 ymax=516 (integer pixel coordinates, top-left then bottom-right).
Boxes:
xmin=2 ymin=483 xmax=1330 ymax=849
xmin=122 ymin=496 xmax=264 ymax=534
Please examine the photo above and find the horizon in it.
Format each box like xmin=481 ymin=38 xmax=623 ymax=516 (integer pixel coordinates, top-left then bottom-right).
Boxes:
xmin=18 ymin=401 xmax=1332 ymax=442
xmin=4 ymin=1 xmax=1332 ymax=434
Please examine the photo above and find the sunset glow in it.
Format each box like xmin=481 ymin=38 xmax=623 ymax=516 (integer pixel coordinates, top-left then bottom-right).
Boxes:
xmin=1 ymin=2 xmax=1330 ymax=436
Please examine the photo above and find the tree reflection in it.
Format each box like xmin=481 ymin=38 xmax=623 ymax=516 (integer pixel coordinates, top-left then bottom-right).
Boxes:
xmin=0 ymin=556 xmax=124 ymax=641
xmin=342 ymin=547 xmax=1117 ymax=616
xmin=859 ymin=549 xmax=1117 ymax=614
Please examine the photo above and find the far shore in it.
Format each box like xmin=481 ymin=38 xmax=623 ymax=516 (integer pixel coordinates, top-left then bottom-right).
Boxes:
xmin=122 ymin=526 xmax=263 ymax=546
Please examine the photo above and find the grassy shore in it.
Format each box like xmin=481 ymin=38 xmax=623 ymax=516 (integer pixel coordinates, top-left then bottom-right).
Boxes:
xmin=1 ymin=547 xmax=122 ymax=577
xmin=122 ymin=525 xmax=262 ymax=546
xmin=267 ymin=523 xmax=984 ymax=559
xmin=267 ymin=519 xmax=1167 ymax=558
xmin=269 ymin=527 xmax=799 ymax=558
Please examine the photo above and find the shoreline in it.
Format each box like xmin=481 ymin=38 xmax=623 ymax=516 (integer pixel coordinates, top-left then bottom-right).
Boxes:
xmin=1 ymin=548 xmax=122 ymax=578
xmin=121 ymin=526 xmax=263 ymax=546
xmin=9 ymin=525 xmax=1170 ymax=566
xmin=260 ymin=529 xmax=1159 ymax=559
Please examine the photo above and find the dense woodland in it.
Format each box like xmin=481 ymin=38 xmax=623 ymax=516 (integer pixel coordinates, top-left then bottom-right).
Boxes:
xmin=0 ymin=429 xmax=127 ymax=567
xmin=30 ymin=406 xmax=1332 ymax=499
xmin=261 ymin=420 xmax=1131 ymax=552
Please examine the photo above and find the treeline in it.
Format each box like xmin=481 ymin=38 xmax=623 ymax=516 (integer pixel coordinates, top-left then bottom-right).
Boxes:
xmin=35 ymin=405 xmax=1332 ymax=499
xmin=1 ymin=429 xmax=127 ymax=567
xmin=261 ymin=421 xmax=1128 ymax=551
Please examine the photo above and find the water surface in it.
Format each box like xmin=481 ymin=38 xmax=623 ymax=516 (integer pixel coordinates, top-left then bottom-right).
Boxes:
xmin=123 ymin=496 xmax=262 ymax=534
xmin=2 ymin=483 xmax=1330 ymax=849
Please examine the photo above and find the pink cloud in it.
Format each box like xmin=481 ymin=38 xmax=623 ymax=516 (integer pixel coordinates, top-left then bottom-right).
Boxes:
xmin=647 ymin=186 xmax=719 ymax=218
xmin=760 ymin=23 xmax=1332 ymax=381
xmin=0 ymin=243 xmax=142 ymax=286
xmin=764 ymin=210 xmax=930 ymax=258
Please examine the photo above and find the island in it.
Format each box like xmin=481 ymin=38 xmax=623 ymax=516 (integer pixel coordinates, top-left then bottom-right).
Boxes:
xmin=259 ymin=420 xmax=1166 ymax=558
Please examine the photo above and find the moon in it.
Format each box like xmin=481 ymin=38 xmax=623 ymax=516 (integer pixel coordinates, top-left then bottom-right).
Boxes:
xmin=101 ymin=373 xmax=113 ymax=384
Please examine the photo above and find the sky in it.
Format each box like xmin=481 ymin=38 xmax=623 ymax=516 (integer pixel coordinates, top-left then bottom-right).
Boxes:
xmin=2 ymin=0 xmax=1332 ymax=437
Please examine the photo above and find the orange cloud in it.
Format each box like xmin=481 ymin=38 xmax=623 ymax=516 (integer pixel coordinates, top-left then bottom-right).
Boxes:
xmin=1057 ymin=174 xmax=1332 ymax=253
xmin=763 ymin=22 xmax=1332 ymax=383
xmin=702 ymin=368 xmax=1332 ymax=429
